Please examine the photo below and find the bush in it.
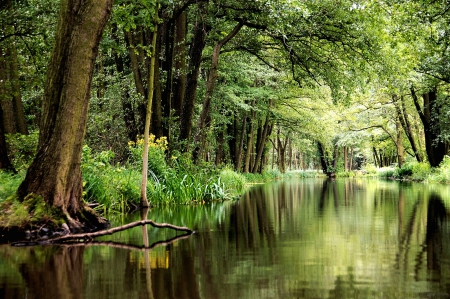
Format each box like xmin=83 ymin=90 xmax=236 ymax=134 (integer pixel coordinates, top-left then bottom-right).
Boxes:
xmin=0 ymin=171 xmax=24 ymax=203
xmin=428 ymin=156 xmax=450 ymax=184
xmin=378 ymin=167 xmax=395 ymax=179
xmin=81 ymin=145 xmax=141 ymax=214
xmin=393 ymin=163 xmax=413 ymax=179
xmin=5 ymin=131 xmax=39 ymax=172
xmin=410 ymin=162 xmax=431 ymax=181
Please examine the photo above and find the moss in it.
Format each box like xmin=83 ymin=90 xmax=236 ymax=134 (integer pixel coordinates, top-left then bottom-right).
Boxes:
xmin=0 ymin=193 xmax=66 ymax=230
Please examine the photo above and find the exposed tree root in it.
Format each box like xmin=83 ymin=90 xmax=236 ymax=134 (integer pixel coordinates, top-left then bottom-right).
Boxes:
xmin=11 ymin=220 xmax=194 ymax=246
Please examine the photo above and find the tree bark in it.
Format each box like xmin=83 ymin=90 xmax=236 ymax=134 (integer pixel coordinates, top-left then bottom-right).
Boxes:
xmin=393 ymin=95 xmax=423 ymax=162
xmin=192 ymin=20 xmax=245 ymax=162
xmin=0 ymin=27 xmax=28 ymax=135
xmin=411 ymin=86 xmax=446 ymax=167
xmin=172 ymin=11 xmax=187 ymax=118
xmin=141 ymin=6 xmax=159 ymax=207
xmin=17 ymin=0 xmax=113 ymax=229
xmin=252 ymin=106 xmax=272 ymax=173
xmin=179 ymin=2 xmax=209 ymax=149
xmin=235 ymin=111 xmax=247 ymax=171
xmin=0 ymin=104 xmax=14 ymax=171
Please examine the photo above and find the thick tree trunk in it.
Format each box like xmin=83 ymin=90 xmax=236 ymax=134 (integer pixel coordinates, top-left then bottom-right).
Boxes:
xmin=179 ymin=2 xmax=209 ymax=149
xmin=411 ymin=87 xmax=446 ymax=167
xmin=17 ymin=0 xmax=113 ymax=229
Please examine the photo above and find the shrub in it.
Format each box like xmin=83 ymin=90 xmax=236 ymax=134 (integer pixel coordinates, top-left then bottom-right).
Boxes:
xmin=394 ymin=163 xmax=413 ymax=179
xmin=410 ymin=162 xmax=431 ymax=181
xmin=428 ymin=156 xmax=450 ymax=184
xmin=0 ymin=171 xmax=24 ymax=203
xmin=378 ymin=168 xmax=395 ymax=179
xmin=81 ymin=145 xmax=141 ymax=214
xmin=5 ymin=131 xmax=39 ymax=172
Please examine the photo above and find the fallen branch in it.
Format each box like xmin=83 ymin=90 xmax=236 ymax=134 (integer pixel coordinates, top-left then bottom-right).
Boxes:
xmin=11 ymin=220 xmax=194 ymax=246
xmin=59 ymin=232 xmax=192 ymax=250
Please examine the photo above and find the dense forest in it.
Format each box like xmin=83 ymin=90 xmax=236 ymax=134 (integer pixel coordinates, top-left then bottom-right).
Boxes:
xmin=1 ymin=0 xmax=450 ymax=231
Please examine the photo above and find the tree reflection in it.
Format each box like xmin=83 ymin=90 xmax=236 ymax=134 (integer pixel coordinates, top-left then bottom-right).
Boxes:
xmin=19 ymin=246 xmax=85 ymax=299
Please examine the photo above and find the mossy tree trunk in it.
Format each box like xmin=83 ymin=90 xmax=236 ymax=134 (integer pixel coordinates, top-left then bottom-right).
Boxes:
xmin=17 ymin=0 xmax=113 ymax=228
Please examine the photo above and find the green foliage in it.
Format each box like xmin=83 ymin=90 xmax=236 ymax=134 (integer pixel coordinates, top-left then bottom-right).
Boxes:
xmin=219 ymin=167 xmax=248 ymax=196
xmin=377 ymin=167 xmax=395 ymax=179
xmin=5 ymin=131 xmax=39 ymax=172
xmin=81 ymin=145 xmax=141 ymax=214
xmin=128 ymin=135 xmax=168 ymax=178
xmin=410 ymin=162 xmax=432 ymax=181
xmin=0 ymin=171 xmax=23 ymax=204
xmin=393 ymin=163 xmax=413 ymax=179
xmin=363 ymin=163 xmax=378 ymax=175
xmin=428 ymin=156 xmax=450 ymax=184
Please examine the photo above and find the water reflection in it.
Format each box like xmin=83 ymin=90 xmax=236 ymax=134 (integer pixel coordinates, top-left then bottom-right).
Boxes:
xmin=1 ymin=179 xmax=450 ymax=298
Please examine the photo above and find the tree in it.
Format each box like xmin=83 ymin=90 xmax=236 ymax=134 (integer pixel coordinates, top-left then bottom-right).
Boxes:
xmin=17 ymin=0 xmax=113 ymax=230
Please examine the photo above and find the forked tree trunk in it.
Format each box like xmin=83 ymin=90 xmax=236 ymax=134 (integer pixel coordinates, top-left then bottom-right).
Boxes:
xmin=17 ymin=0 xmax=113 ymax=228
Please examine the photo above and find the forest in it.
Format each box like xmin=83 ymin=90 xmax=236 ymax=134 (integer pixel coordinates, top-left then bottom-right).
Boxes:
xmin=1 ymin=0 xmax=450 ymax=233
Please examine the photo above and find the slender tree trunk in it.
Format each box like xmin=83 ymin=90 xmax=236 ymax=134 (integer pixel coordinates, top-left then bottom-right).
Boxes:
xmin=252 ymin=110 xmax=272 ymax=174
xmin=17 ymin=0 xmax=113 ymax=229
xmin=0 ymin=105 xmax=14 ymax=171
xmin=141 ymin=5 xmax=159 ymax=207
xmin=235 ymin=111 xmax=247 ymax=171
xmin=343 ymin=146 xmax=348 ymax=171
xmin=244 ymin=101 xmax=256 ymax=173
xmin=396 ymin=116 xmax=405 ymax=168
xmin=215 ymin=128 xmax=224 ymax=165
xmin=394 ymin=95 xmax=423 ymax=162
xmin=111 ymin=27 xmax=138 ymax=142
xmin=192 ymin=20 xmax=245 ymax=162
xmin=179 ymin=2 xmax=209 ymax=149
xmin=172 ymin=11 xmax=187 ymax=118
xmin=0 ymin=31 xmax=28 ymax=135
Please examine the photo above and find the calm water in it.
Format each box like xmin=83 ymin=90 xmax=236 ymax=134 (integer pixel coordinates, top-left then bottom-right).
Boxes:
xmin=1 ymin=178 xmax=450 ymax=299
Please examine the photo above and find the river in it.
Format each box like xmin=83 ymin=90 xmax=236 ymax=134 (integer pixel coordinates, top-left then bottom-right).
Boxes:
xmin=1 ymin=178 xmax=450 ymax=298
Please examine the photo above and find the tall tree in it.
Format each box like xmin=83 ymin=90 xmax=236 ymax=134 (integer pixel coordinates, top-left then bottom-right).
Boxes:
xmin=17 ymin=0 xmax=113 ymax=229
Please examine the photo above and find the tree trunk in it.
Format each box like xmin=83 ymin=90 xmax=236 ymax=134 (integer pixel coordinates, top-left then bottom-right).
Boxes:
xmin=411 ymin=87 xmax=446 ymax=167
xmin=252 ymin=109 xmax=272 ymax=174
xmin=172 ymin=11 xmax=187 ymax=118
xmin=17 ymin=0 xmax=113 ymax=229
xmin=394 ymin=95 xmax=423 ymax=162
xmin=179 ymin=2 xmax=209 ymax=149
xmin=141 ymin=5 xmax=159 ymax=208
xmin=244 ymin=101 xmax=256 ymax=173
xmin=396 ymin=116 xmax=405 ymax=168
xmin=0 ymin=29 xmax=28 ymax=135
xmin=111 ymin=26 xmax=138 ymax=142
xmin=0 ymin=104 xmax=14 ymax=171
xmin=192 ymin=20 xmax=245 ymax=162
xmin=235 ymin=111 xmax=247 ymax=171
